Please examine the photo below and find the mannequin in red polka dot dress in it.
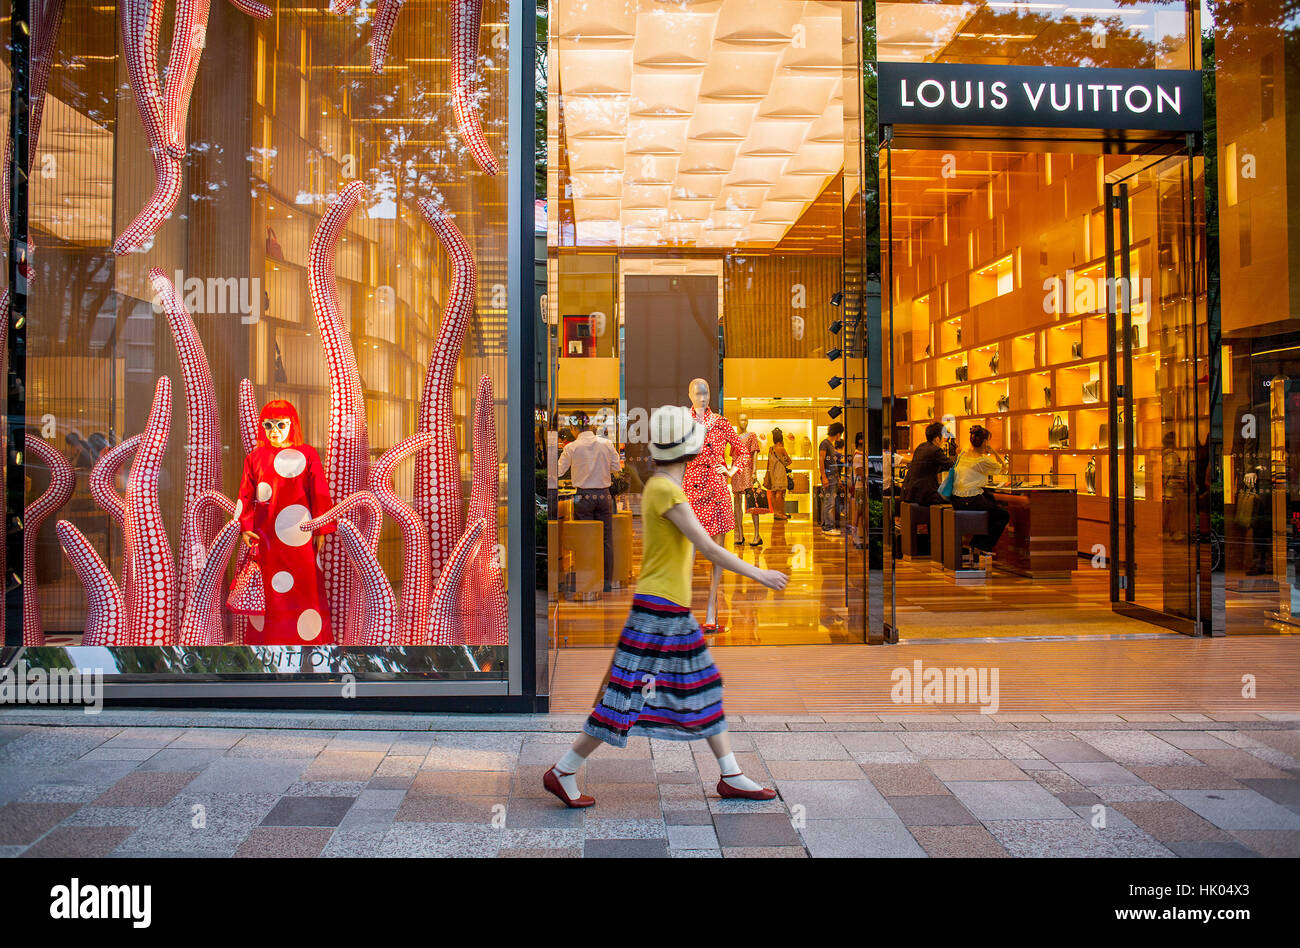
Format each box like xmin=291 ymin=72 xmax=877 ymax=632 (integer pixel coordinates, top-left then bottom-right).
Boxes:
xmin=234 ymin=400 xmax=336 ymax=645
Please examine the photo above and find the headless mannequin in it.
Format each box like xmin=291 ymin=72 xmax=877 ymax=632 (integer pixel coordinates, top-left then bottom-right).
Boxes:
xmin=730 ymin=413 xmax=761 ymax=545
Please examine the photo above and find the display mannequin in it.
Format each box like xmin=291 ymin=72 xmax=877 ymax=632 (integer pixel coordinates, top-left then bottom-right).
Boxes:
xmin=683 ymin=378 xmax=750 ymax=634
xmin=235 ymin=400 xmax=335 ymax=645
xmin=729 ymin=413 xmax=762 ymax=547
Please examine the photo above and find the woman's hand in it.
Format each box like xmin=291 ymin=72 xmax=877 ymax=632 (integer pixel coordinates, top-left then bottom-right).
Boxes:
xmin=240 ymin=531 xmax=258 ymax=550
xmin=758 ymin=569 xmax=789 ymax=591
xmin=313 ymin=534 xmax=325 ymax=555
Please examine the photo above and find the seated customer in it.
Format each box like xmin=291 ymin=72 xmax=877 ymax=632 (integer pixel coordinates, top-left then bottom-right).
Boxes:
xmin=901 ymin=422 xmax=954 ymax=507
xmin=951 ymin=425 xmax=1011 ymax=560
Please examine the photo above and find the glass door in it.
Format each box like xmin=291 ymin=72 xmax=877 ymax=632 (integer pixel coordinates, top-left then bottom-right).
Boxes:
xmin=1103 ymin=153 xmax=1212 ymax=634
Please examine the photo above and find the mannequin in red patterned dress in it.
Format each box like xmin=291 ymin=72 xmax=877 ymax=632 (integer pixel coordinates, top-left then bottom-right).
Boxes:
xmin=233 ymin=400 xmax=336 ymax=645
xmin=684 ymin=378 xmax=751 ymax=634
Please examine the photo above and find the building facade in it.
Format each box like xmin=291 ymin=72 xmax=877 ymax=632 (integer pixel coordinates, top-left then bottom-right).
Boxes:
xmin=4 ymin=1 xmax=1297 ymax=707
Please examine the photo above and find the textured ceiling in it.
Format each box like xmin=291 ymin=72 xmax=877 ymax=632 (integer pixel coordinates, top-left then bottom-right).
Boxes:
xmin=552 ymin=0 xmax=849 ymax=249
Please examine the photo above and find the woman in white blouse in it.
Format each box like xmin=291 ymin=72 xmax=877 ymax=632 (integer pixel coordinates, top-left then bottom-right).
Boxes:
xmin=951 ymin=425 xmax=1011 ymax=557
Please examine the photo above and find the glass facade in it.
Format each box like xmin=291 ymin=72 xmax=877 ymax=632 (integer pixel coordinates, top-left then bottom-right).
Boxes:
xmin=4 ymin=0 xmax=1297 ymax=707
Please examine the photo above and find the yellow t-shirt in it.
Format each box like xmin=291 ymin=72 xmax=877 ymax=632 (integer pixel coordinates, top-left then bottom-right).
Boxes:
xmin=635 ymin=475 xmax=694 ymax=607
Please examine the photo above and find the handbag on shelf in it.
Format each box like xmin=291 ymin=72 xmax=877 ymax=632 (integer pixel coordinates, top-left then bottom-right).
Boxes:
xmin=265 ymin=227 xmax=285 ymax=262
xmin=926 ymin=405 xmax=934 ymax=419
xmin=1043 ymin=386 xmax=1052 ymax=407
xmin=963 ymin=396 xmax=973 ymax=414
xmin=989 ymin=351 xmax=1000 ymax=375
xmin=228 ymin=557 xmax=265 ymax=615
xmin=996 ymin=394 xmax=1010 ymax=412
xmin=955 ymin=364 xmax=969 ymax=382
xmin=1098 ymin=410 xmax=1126 ymax=449
xmin=1081 ymin=379 xmax=1101 ymax=404
xmin=1134 ymin=461 xmax=1146 ymax=498
xmin=1084 ymin=456 xmax=1096 ymax=494
xmin=1048 ymin=413 xmax=1070 ymax=448
xmin=1071 ymin=341 xmax=1084 ymax=359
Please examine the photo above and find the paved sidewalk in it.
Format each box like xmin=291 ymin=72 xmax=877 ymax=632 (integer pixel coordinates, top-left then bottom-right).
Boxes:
xmin=2 ymin=710 xmax=1299 ymax=857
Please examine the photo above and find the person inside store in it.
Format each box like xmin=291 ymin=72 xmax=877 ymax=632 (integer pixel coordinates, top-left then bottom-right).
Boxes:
xmin=543 ymin=405 xmax=789 ymax=809
xmin=902 ymin=421 xmax=955 ymax=507
xmin=764 ymin=426 xmax=793 ymax=521
xmin=683 ymin=378 xmax=752 ymax=635
xmin=819 ymin=421 xmax=846 ymax=534
xmin=850 ymin=431 xmax=866 ymax=547
xmin=951 ymin=424 xmax=1011 ymax=563
xmin=730 ymin=412 xmax=763 ymax=548
xmin=557 ymin=411 xmax=623 ymax=592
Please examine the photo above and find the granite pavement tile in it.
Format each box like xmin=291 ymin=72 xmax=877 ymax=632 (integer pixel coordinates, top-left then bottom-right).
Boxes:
xmin=667 ymin=824 xmax=720 ymax=850
xmin=1129 ymin=766 xmax=1244 ymax=791
xmin=775 ymin=779 xmax=895 ymax=820
xmin=235 ymin=827 xmax=334 ymax=858
xmin=18 ymin=825 xmax=135 ymax=858
xmin=58 ymin=805 xmax=157 ymax=828
xmin=764 ymin=760 xmax=866 ymax=780
xmin=410 ymin=770 xmax=512 ymax=797
xmin=585 ymin=818 xmax=667 ymax=839
xmin=1165 ymin=840 xmax=1261 ymax=857
xmin=663 ymin=809 xmax=713 ymax=825
xmin=751 ymin=733 xmax=850 ymax=760
xmin=183 ymin=758 xmax=309 ymax=795
xmin=899 ymin=733 xmax=1001 ymax=759
xmin=260 ymin=795 xmax=356 ymax=827
xmin=1112 ymin=801 xmax=1236 ymax=844
xmin=1167 ymin=789 xmax=1300 ymax=830
xmin=95 ymin=771 xmax=197 ymax=807
xmin=300 ymin=751 xmax=385 ymax=782
xmin=1057 ymin=762 xmax=1146 ymax=786
xmin=394 ymin=794 xmax=500 ymax=824
xmin=503 ymin=797 xmax=584 ymax=829
xmin=983 ymin=818 xmax=1173 ymax=857
xmin=713 ymin=813 xmax=801 ymax=847
xmin=1070 ymin=731 xmax=1197 ymax=766
xmin=167 ymin=729 xmax=247 ymax=750
xmin=0 ymin=803 xmax=83 ymax=845
xmin=800 ymin=819 xmax=925 ymax=858
xmin=888 ymin=794 xmax=979 ymax=826
xmin=926 ymin=759 xmax=1030 ymax=781
xmin=861 ymin=763 xmax=949 ymax=796
xmin=377 ymin=822 xmax=502 ymax=858
xmin=115 ymin=792 xmax=280 ymax=856
xmin=1148 ymin=730 xmax=1232 ymax=751
xmin=1022 ymin=738 xmax=1112 ymax=763
xmin=226 ymin=731 xmax=334 ymax=759
xmin=1185 ymin=749 xmax=1295 ymax=780
xmin=135 ymin=749 xmax=224 ymax=773
xmin=910 ymin=824 xmax=1008 ymax=857
xmin=1240 ymin=778 xmax=1300 ymax=807
xmin=947 ymin=780 xmax=1077 ymax=820
xmin=499 ymin=828 xmax=584 ymax=850
xmin=284 ymin=781 xmax=369 ymax=797
xmin=579 ymin=783 xmax=662 ymax=819
xmin=584 ymin=839 xmax=669 ymax=858
xmin=1227 ymin=830 xmax=1300 ymax=858
xmin=721 ymin=846 xmax=807 ymax=857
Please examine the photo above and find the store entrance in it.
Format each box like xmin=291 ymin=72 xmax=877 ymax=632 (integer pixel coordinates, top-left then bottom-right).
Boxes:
xmin=881 ymin=138 xmax=1210 ymax=640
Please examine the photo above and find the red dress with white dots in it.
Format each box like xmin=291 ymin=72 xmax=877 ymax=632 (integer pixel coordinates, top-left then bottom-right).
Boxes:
xmin=683 ymin=408 xmax=749 ymax=537
xmin=235 ymin=444 xmax=336 ymax=645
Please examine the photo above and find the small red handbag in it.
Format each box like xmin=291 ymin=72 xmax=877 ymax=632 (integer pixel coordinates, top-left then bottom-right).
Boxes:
xmin=228 ymin=557 xmax=266 ymax=616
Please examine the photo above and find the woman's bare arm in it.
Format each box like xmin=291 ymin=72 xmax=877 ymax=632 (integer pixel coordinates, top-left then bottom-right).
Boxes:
xmin=664 ymin=502 xmax=788 ymax=590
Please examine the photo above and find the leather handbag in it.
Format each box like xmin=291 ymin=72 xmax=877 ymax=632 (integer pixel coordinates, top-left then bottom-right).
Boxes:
xmin=1234 ymin=487 xmax=1258 ymax=527
xmin=1098 ymin=410 xmax=1125 ymax=449
xmin=1048 ymin=414 xmax=1070 ymax=448
xmin=996 ymin=394 xmax=1010 ymax=412
xmin=744 ymin=486 xmax=770 ymax=512
xmin=1081 ymin=379 xmax=1101 ymax=404
xmin=955 ymin=364 xmax=968 ymax=382
xmin=1084 ymin=456 xmax=1096 ymax=493
xmin=1071 ymin=341 xmax=1083 ymax=359
xmin=1043 ymin=386 xmax=1052 ymax=406
xmin=989 ymin=351 xmax=1000 ymax=375
xmin=963 ymin=396 xmax=973 ymax=414
xmin=228 ymin=558 xmax=266 ymax=615
xmin=265 ymin=226 xmax=285 ymax=261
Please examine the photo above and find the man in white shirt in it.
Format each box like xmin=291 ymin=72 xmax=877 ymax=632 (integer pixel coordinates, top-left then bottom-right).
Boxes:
xmin=558 ymin=413 xmax=623 ymax=590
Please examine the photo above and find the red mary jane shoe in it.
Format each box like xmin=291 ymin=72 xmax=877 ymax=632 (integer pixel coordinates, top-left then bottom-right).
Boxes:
xmin=543 ymin=767 xmax=595 ymax=808
xmin=716 ymin=776 xmax=777 ymax=801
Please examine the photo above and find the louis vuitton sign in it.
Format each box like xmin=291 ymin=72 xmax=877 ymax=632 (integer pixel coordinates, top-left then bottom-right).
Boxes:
xmin=879 ymin=63 xmax=1202 ymax=133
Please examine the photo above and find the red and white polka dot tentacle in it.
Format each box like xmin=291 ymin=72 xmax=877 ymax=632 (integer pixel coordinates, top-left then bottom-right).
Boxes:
xmin=301 ymin=490 xmax=384 ymax=553
xmin=334 ymin=519 xmax=398 ymax=646
xmin=416 ymin=199 xmax=476 ymax=580
xmin=150 ymin=268 xmax=223 ymax=644
xmin=23 ymin=437 xmax=75 ymax=645
xmin=463 ymin=375 xmax=508 ymax=645
xmin=452 ymin=0 xmax=498 ymax=176
xmin=369 ymin=432 xmax=434 ymax=646
xmin=2 ymin=0 xmax=65 ymax=247
xmin=237 ymin=378 xmax=259 ymax=456
xmin=369 ymin=0 xmax=405 ymax=74
xmin=428 ymin=518 xmax=485 ymax=645
xmin=57 ymin=520 xmax=125 ymax=646
xmin=309 ymin=182 xmax=371 ymax=641
xmin=161 ymin=0 xmax=211 ymax=159
xmin=124 ymin=377 xmax=177 ymax=645
xmin=89 ymin=434 xmax=140 ymax=595
xmin=183 ymin=516 xmax=241 ymax=646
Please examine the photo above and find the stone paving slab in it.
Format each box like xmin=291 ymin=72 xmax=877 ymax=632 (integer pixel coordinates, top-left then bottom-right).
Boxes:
xmin=0 ymin=715 xmax=1296 ymax=858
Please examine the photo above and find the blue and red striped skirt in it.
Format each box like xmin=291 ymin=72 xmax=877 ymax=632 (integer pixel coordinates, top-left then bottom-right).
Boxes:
xmin=583 ymin=595 xmax=727 ymax=748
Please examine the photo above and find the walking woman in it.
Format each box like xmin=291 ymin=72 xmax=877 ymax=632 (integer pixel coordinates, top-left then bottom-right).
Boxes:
xmin=544 ymin=406 xmax=790 ymax=807
xmin=765 ymin=427 xmax=793 ymax=521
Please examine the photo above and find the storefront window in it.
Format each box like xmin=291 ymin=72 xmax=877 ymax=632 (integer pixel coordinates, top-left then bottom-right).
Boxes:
xmin=14 ymin=1 xmax=536 ymax=687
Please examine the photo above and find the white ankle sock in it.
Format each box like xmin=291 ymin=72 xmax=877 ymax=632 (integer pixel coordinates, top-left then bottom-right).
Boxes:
xmin=716 ymin=752 xmax=763 ymax=792
xmin=552 ymin=749 xmax=587 ymax=800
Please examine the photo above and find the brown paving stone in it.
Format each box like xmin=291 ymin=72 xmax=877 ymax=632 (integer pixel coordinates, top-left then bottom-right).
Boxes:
xmin=581 ymin=783 xmax=661 ymax=819
xmin=94 ymin=771 xmax=197 ymax=807
xmin=300 ymin=751 xmax=384 ymax=782
xmin=498 ymin=847 xmax=583 ymax=858
xmin=234 ymin=827 xmax=333 ymax=858
xmin=926 ymin=759 xmax=1031 ymax=781
xmin=409 ymin=770 xmax=512 ymax=798
xmin=1113 ymin=801 xmax=1235 ymax=844
xmin=721 ymin=846 xmax=808 ymax=858
xmin=0 ymin=804 xmax=82 ymax=846
xmin=1245 ymin=730 xmax=1300 ymax=758
xmin=584 ymin=757 xmax=656 ymax=783
xmin=394 ymin=795 xmax=499 ymax=823
xmin=910 ymin=825 xmax=1009 ymax=858
xmin=511 ymin=765 xmax=559 ymax=798
xmin=1186 ymin=749 xmax=1294 ymax=779
xmin=861 ymin=763 xmax=949 ymax=796
xmin=1056 ymin=791 xmax=1103 ymax=807
xmin=888 ymin=794 xmax=979 ymax=826
xmin=1228 ymin=830 xmax=1300 ymax=858
xmin=19 ymin=826 xmax=135 ymax=858
xmin=663 ymin=809 xmax=713 ymax=825
xmin=765 ymin=760 xmax=866 ymax=781
xmin=1130 ymin=766 xmax=1244 ymax=791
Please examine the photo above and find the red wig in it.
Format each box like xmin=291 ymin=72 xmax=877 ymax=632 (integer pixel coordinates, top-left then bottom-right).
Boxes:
xmin=257 ymin=400 xmax=305 ymax=448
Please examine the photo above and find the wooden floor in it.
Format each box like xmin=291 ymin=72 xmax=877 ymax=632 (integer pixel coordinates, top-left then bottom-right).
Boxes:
xmin=547 ymin=637 xmax=1300 ymax=713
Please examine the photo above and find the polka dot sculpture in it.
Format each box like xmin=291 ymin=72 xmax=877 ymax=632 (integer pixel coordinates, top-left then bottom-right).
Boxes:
xmin=24 ymin=437 xmax=75 ymax=646
xmin=428 ymin=518 xmax=485 ymax=646
xmin=114 ymin=0 xmax=268 ymax=255
xmin=464 ymin=375 xmax=508 ymax=645
xmin=451 ymin=0 xmax=499 ymax=176
xmin=184 ymin=515 xmax=242 ymax=647
xmin=369 ymin=432 xmax=435 ymax=646
xmin=309 ymin=182 xmax=372 ymax=638
xmin=56 ymin=521 xmax=124 ymax=647
xmin=415 ymin=199 xmax=476 ymax=581
xmin=88 ymin=434 xmax=140 ymax=595
xmin=150 ymin=268 xmax=223 ymax=645
xmin=300 ymin=491 xmax=391 ymax=645
xmin=123 ymin=377 xmax=177 ymax=645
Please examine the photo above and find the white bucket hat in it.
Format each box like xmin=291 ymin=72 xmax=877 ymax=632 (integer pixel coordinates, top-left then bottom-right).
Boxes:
xmin=648 ymin=405 xmax=705 ymax=462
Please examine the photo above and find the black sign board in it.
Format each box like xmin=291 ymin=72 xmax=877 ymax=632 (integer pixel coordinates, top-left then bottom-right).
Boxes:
xmin=879 ymin=63 xmax=1202 ymax=133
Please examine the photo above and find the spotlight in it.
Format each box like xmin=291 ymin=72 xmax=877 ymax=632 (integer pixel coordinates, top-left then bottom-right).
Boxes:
xmin=829 ymin=319 xmax=843 ymax=335
xmin=828 ymin=376 xmax=842 ymax=390
xmin=826 ymin=347 xmax=842 ymax=361
xmin=828 ymin=405 xmax=843 ymax=419
xmin=830 ymin=292 xmax=843 ymax=307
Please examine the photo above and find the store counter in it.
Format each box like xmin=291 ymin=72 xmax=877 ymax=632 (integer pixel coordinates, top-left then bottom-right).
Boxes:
xmin=990 ymin=486 xmax=1079 ymax=578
